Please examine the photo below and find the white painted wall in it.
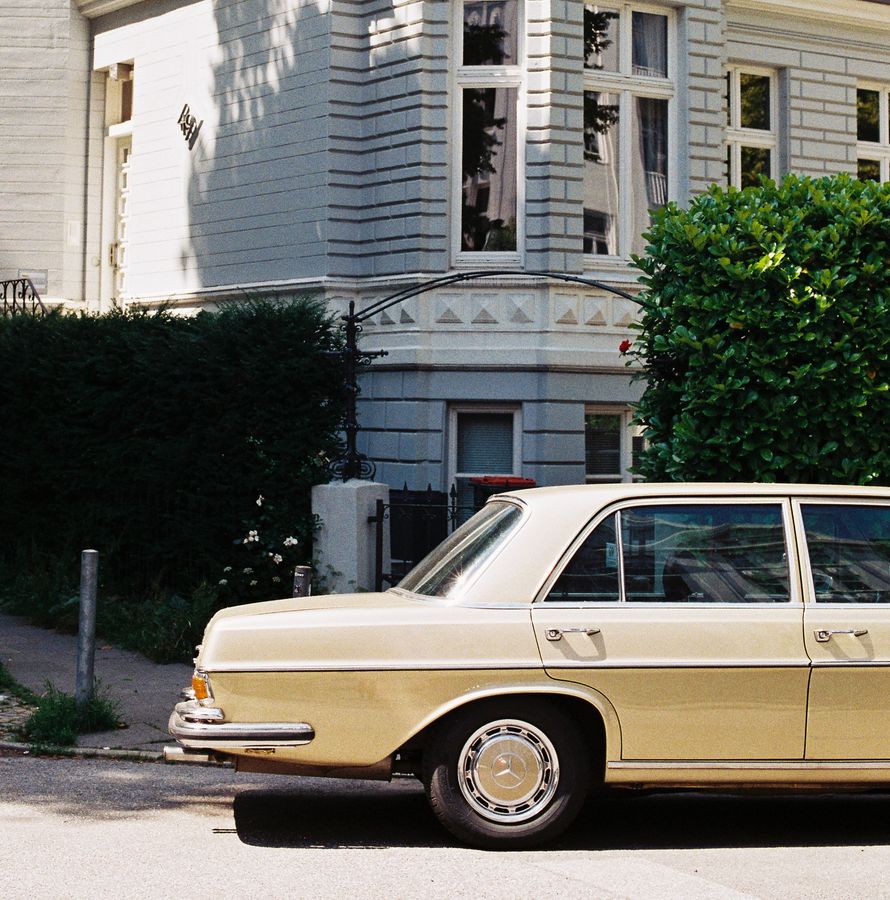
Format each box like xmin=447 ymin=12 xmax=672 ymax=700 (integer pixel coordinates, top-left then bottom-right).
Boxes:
xmin=0 ymin=0 xmax=91 ymax=304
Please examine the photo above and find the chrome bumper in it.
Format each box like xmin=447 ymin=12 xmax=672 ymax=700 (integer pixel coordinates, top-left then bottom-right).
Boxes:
xmin=168 ymin=700 xmax=315 ymax=750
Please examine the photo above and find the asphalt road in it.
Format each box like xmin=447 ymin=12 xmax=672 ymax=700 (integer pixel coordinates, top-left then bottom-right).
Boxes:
xmin=3 ymin=754 xmax=890 ymax=899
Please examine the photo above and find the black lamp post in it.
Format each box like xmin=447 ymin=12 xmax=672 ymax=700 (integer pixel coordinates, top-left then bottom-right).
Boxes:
xmin=328 ymin=269 xmax=640 ymax=481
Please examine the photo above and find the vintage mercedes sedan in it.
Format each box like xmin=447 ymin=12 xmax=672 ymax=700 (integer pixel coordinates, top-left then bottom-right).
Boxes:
xmin=167 ymin=483 xmax=890 ymax=848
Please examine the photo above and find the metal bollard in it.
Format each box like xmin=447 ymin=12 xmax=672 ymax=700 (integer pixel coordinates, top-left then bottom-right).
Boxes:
xmin=292 ymin=565 xmax=312 ymax=598
xmin=75 ymin=549 xmax=99 ymax=712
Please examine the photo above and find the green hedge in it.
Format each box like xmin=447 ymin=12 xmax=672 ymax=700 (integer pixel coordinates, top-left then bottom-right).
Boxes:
xmin=0 ymin=299 xmax=344 ymax=657
xmin=631 ymin=174 xmax=890 ymax=484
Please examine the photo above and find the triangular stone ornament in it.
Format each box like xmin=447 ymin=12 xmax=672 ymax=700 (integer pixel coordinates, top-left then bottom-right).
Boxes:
xmin=379 ymin=309 xmax=395 ymax=325
xmin=583 ymin=297 xmax=608 ymax=326
xmin=436 ymin=304 xmax=462 ymax=324
xmin=399 ymin=307 xmax=415 ymax=324
xmin=507 ymin=296 xmax=534 ymax=324
xmin=612 ymin=299 xmax=637 ymax=328
xmin=472 ymin=305 xmax=498 ymax=324
xmin=556 ymin=306 xmax=578 ymax=325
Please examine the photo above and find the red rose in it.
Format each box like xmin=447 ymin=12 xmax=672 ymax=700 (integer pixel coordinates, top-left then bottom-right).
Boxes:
xmin=619 ymin=339 xmax=632 ymax=354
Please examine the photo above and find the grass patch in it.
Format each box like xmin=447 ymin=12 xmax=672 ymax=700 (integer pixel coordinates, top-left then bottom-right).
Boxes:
xmin=24 ymin=681 xmax=122 ymax=748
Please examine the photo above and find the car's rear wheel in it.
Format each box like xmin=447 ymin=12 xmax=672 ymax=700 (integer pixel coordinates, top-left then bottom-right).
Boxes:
xmin=423 ymin=699 xmax=590 ymax=849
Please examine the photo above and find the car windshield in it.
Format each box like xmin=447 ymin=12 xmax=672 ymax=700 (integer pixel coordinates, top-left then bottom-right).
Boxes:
xmin=397 ymin=500 xmax=524 ymax=600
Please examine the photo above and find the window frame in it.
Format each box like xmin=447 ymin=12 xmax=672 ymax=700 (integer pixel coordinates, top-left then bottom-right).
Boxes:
xmin=452 ymin=1 xmax=526 ymax=267
xmin=856 ymin=82 xmax=890 ymax=183
xmin=725 ymin=65 xmax=778 ymax=188
xmin=584 ymin=405 xmax=644 ymax=483
xmin=793 ymin=498 xmax=890 ymax=606
xmin=447 ymin=403 xmax=523 ymax=499
xmin=537 ymin=497 xmax=800 ymax=606
xmin=582 ymin=2 xmax=677 ymax=264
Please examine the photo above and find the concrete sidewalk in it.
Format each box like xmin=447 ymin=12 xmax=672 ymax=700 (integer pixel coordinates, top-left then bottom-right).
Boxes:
xmin=0 ymin=613 xmax=190 ymax=752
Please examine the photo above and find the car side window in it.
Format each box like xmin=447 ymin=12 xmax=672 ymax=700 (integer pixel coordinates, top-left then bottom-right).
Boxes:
xmin=802 ymin=503 xmax=890 ymax=603
xmin=545 ymin=514 xmax=620 ymax=602
xmin=622 ymin=503 xmax=790 ymax=603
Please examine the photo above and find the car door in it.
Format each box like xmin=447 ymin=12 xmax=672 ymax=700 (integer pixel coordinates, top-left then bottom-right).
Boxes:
xmin=532 ymin=498 xmax=810 ymax=761
xmin=798 ymin=499 xmax=890 ymax=760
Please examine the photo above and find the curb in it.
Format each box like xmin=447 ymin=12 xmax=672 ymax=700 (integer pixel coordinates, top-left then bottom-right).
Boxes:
xmin=0 ymin=740 xmax=163 ymax=762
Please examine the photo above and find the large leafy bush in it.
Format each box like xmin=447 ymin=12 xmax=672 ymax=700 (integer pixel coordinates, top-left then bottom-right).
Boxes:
xmin=631 ymin=174 xmax=890 ymax=483
xmin=0 ymin=299 xmax=344 ymax=657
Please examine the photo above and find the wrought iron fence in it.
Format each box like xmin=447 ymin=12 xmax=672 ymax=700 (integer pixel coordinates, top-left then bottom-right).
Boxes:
xmin=1 ymin=278 xmax=46 ymax=316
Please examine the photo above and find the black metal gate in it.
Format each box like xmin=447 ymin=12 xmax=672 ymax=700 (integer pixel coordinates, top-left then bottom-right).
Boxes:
xmin=370 ymin=484 xmax=475 ymax=591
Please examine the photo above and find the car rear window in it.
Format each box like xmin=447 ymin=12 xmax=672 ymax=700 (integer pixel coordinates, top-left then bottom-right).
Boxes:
xmin=398 ymin=500 xmax=523 ymax=599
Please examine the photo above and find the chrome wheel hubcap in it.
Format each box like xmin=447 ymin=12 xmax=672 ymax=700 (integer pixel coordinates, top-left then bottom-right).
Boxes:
xmin=458 ymin=719 xmax=559 ymax=823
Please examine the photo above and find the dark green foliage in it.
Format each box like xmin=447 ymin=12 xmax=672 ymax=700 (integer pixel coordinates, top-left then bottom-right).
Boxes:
xmin=0 ymin=299 xmax=344 ymax=657
xmin=25 ymin=681 xmax=120 ymax=747
xmin=630 ymin=174 xmax=890 ymax=483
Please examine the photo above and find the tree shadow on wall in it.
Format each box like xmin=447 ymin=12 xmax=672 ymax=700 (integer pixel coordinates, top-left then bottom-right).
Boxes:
xmin=184 ymin=0 xmax=404 ymax=293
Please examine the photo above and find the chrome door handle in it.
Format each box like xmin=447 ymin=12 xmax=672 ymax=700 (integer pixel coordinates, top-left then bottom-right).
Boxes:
xmin=814 ymin=628 xmax=868 ymax=643
xmin=545 ymin=627 xmax=601 ymax=642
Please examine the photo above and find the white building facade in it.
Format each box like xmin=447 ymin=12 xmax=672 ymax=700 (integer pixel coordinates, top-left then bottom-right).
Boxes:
xmin=3 ymin=0 xmax=890 ymax=499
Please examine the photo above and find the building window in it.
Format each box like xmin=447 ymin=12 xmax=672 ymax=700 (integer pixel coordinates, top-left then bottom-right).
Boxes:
xmin=449 ymin=406 xmax=522 ymax=517
xmin=725 ymin=67 xmax=777 ymax=189
xmin=455 ymin=2 xmax=523 ymax=262
xmin=857 ymin=86 xmax=890 ymax=182
xmin=585 ymin=407 xmax=644 ymax=482
xmin=583 ymin=4 xmax=674 ymax=260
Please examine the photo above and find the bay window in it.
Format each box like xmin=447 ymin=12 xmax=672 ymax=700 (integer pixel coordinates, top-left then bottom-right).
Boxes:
xmin=583 ymin=4 xmax=674 ymax=260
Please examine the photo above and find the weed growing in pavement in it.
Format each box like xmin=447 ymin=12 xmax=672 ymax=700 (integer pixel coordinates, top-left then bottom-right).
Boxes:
xmin=24 ymin=681 xmax=122 ymax=748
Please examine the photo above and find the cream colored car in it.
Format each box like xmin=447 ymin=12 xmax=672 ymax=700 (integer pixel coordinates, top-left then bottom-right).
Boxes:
xmin=168 ymin=483 xmax=890 ymax=848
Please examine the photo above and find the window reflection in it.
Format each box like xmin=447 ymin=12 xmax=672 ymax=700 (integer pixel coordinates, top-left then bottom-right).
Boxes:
xmin=858 ymin=158 xmax=881 ymax=181
xmin=803 ymin=504 xmax=890 ymax=604
xmin=463 ymin=1 xmax=518 ymax=65
xmin=622 ymin=504 xmax=789 ymax=603
xmin=740 ymin=73 xmax=770 ymax=130
xmin=631 ymin=96 xmax=668 ymax=256
xmin=858 ymin=89 xmax=880 ymax=143
xmin=631 ymin=12 xmax=667 ymax=78
xmin=584 ymin=91 xmax=620 ymax=255
xmin=584 ymin=5 xmax=619 ymax=71
xmin=741 ymin=146 xmax=771 ymax=187
xmin=461 ymin=88 xmax=518 ymax=252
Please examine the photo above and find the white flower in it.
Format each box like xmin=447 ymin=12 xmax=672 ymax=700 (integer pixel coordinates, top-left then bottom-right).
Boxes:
xmin=218 ymin=579 xmax=228 ymax=586
xmin=272 ymin=576 xmax=281 ymax=583
xmin=249 ymin=580 xmax=258 ymax=586
xmin=271 ymin=554 xmax=283 ymax=565
xmin=283 ymin=536 xmax=299 ymax=547
xmin=243 ymin=567 xmax=253 ymax=575
xmin=256 ymin=495 xmax=264 ymax=507
xmin=223 ymin=566 xmax=232 ymax=573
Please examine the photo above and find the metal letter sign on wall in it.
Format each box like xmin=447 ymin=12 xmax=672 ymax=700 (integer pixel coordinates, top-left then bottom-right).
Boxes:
xmin=177 ymin=104 xmax=202 ymax=150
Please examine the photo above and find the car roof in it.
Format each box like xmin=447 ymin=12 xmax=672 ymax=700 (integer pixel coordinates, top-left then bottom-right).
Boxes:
xmin=494 ymin=481 xmax=890 ymax=513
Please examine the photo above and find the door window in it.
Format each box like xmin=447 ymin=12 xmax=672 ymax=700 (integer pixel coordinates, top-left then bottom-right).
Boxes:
xmin=801 ymin=504 xmax=890 ymax=603
xmin=622 ymin=504 xmax=789 ymax=603
xmin=546 ymin=514 xmax=619 ymax=602
xmin=545 ymin=502 xmax=790 ymax=603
